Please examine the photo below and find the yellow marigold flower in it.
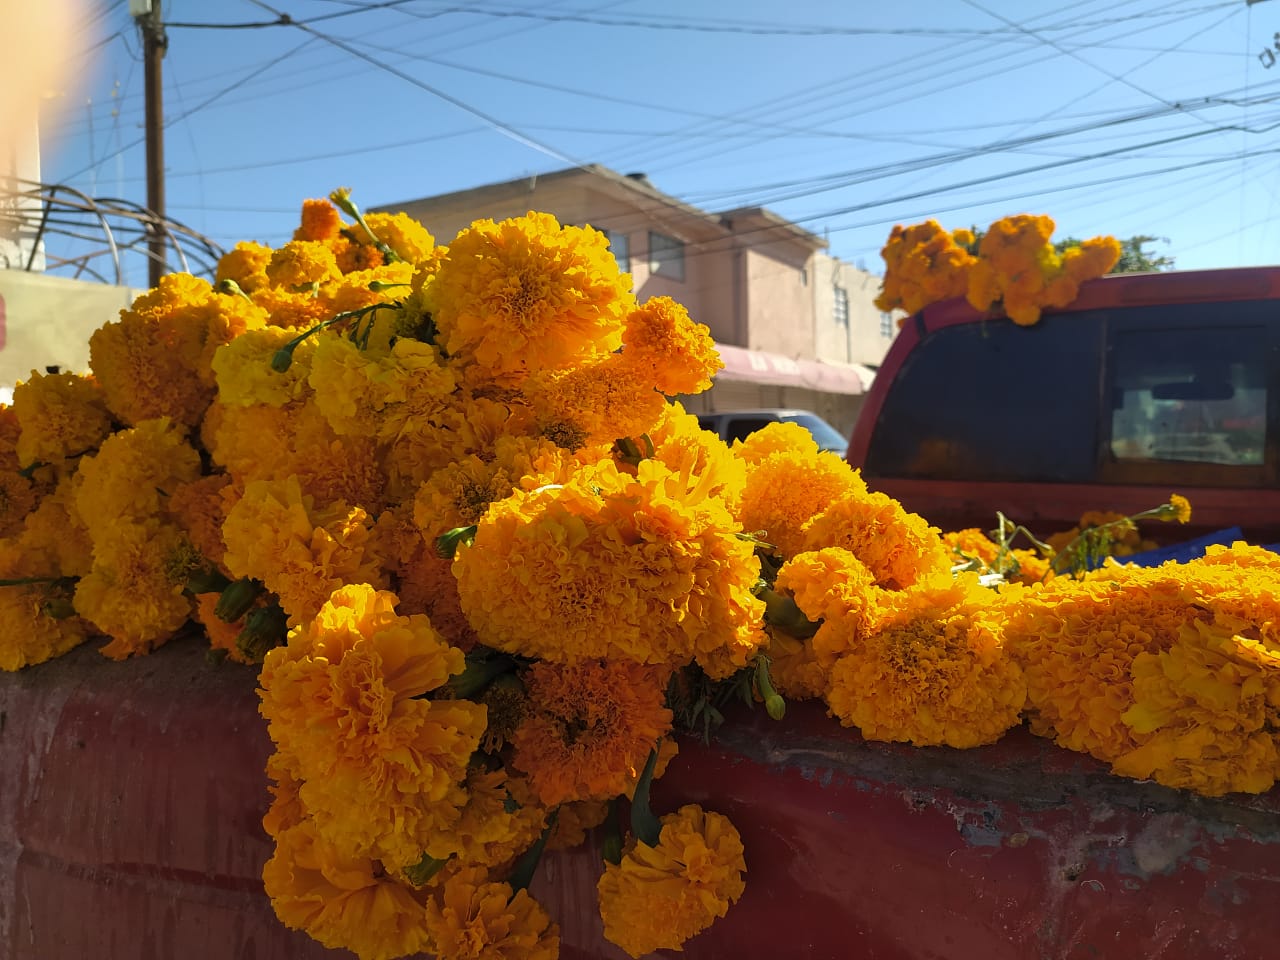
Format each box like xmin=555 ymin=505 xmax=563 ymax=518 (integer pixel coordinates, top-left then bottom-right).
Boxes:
xmin=734 ymin=426 xmax=868 ymax=558
xmin=1113 ymin=617 xmax=1280 ymax=796
xmin=424 ymin=766 xmax=547 ymax=866
xmin=1003 ymin=566 xmax=1197 ymax=759
xmin=266 ymin=240 xmax=342 ymax=289
xmin=263 ymin=819 xmax=433 ymax=960
xmin=730 ymin=418 xmax=820 ymax=465
xmin=318 ymin=261 xmax=416 ymax=320
xmin=12 ymin=371 xmax=112 ymax=468
xmin=363 ymin=211 xmax=436 ymax=263
xmin=259 ymin=584 xmax=484 ymax=866
xmin=510 ymin=659 xmax=673 ymax=806
xmin=776 ymin=547 xmax=882 ymax=668
xmin=72 ymin=418 xmax=202 ymax=543
xmin=215 ymin=241 xmax=273 ymax=294
xmin=825 ymin=574 xmax=1026 ymax=747
xmin=423 ymin=862 xmax=560 ymax=960
xmin=0 ymin=468 xmax=40 ymax=539
xmin=212 ymin=326 xmax=317 ymax=407
xmin=801 ymin=489 xmax=951 ymax=590
xmin=453 ymin=457 xmax=764 ymax=669
xmin=597 ymin=804 xmax=746 ymax=958
xmin=167 ymin=473 xmax=234 ymax=570
xmin=308 ymin=334 xmax=456 ymax=439
xmin=874 ymin=220 xmax=977 ymax=315
xmin=221 ymin=476 xmax=385 ymax=625
xmin=646 ymin=402 xmax=746 ymax=514
xmin=0 ymin=580 xmax=90 ymax=671
xmin=523 ymin=353 xmax=667 ymax=449
xmin=1168 ymin=493 xmax=1192 ymax=524
xmin=90 ymin=273 xmax=266 ymax=427
xmin=293 ymin=198 xmax=343 ymax=242
xmin=764 ymin=627 xmax=827 ymax=700
xmin=425 ymin=212 xmax=633 ymax=385
xmin=14 ymin=476 xmax=93 ymax=578
xmin=73 ymin=518 xmax=194 ymax=659
xmin=621 ymin=295 xmax=723 ymax=395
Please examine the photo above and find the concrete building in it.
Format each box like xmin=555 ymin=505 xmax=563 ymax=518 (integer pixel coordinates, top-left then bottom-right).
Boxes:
xmin=381 ymin=165 xmax=894 ymax=437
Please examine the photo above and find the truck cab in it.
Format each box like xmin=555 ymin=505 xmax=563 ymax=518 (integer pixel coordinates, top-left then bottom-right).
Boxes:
xmin=846 ymin=266 xmax=1280 ymax=544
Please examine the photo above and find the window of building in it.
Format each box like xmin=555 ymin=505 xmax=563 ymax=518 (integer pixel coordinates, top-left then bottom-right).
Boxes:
xmin=648 ymin=231 xmax=685 ymax=281
xmin=880 ymin=311 xmax=896 ymax=338
xmin=605 ymin=229 xmax=630 ymax=272
xmin=833 ymin=286 xmax=849 ymax=327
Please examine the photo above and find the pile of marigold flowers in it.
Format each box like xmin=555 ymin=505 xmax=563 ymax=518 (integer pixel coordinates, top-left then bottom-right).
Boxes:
xmin=875 ymin=213 xmax=1122 ymax=324
xmin=1 ymin=192 xmax=1278 ymax=960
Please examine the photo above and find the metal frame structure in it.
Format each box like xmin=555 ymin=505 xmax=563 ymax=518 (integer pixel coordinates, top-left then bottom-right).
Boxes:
xmin=0 ymin=178 xmax=223 ymax=285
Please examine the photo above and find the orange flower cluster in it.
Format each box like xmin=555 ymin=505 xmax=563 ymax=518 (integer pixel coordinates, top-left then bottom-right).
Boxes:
xmin=875 ymin=213 xmax=1121 ymax=325
xmin=4 ymin=191 xmax=1275 ymax=959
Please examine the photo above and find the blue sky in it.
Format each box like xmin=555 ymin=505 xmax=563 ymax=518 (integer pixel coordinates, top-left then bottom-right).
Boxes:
xmin=35 ymin=0 xmax=1280 ymax=287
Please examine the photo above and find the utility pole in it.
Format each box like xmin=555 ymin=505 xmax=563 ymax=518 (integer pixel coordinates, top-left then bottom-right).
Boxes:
xmin=131 ymin=0 xmax=167 ymax=287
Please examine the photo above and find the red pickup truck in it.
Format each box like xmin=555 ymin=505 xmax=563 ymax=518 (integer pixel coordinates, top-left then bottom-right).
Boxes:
xmin=846 ymin=266 xmax=1280 ymax=547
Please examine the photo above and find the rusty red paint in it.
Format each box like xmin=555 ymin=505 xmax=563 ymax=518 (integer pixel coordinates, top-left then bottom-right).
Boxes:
xmin=2 ymin=637 xmax=1277 ymax=959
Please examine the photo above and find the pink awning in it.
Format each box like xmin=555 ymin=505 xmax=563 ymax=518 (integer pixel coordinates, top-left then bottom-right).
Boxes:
xmin=714 ymin=343 xmax=872 ymax=396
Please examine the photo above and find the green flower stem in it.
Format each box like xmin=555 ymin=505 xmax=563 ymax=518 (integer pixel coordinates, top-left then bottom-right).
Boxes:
xmin=445 ymin=653 xmax=516 ymax=700
xmin=753 ymin=584 xmax=819 ymax=639
xmin=403 ymin=853 xmax=449 ymax=887
xmin=754 ymin=656 xmax=786 ymax=721
xmin=630 ymin=744 xmax=663 ymax=848
xmin=508 ymin=813 xmax=557 ymax=893
xmin=436 ymin=525 xmax=478 ymax=559
xmin=601 ymin=798 xmax=623 ymax=866
xmin=215 ymin=577 xmax=265 ymax=622
xmin=329 ymin=188 xmax=402 ymax=264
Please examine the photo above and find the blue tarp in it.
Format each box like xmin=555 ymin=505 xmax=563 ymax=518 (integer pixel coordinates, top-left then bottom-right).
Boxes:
xmin=1122 ymin=527 xmax=1246 ymax=567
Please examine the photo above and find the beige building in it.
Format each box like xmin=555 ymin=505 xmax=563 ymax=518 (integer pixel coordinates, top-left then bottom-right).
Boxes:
xmin=381 ymin=165 xmax=892 ymax=436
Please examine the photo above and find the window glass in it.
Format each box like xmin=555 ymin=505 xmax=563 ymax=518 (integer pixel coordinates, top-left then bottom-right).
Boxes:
xmin=605 ymin=229 xmax=630 ymax=272
xmin=880 ymin=311 xmax=896 ymax=338
xmin=724 ymin=417 xmax=776 ymax=442
xmin=648 ymin=231 xmax=685 ymax=281
xmin=1110 ymin=326 xmax=1267 ymax=466
xmin=833 ymin=286 xmax=849 ymax=327
xmin=866 ymin=317 xmax=1103 ymax=481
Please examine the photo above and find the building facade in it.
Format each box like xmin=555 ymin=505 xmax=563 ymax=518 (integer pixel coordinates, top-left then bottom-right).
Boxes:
xmin=381 ymin=165 xmax=892 ymax=436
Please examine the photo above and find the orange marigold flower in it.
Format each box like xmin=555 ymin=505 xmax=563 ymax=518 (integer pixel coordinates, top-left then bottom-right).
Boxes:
xmin=874 ymin=220 xmax=977 ymax=315
xmin=825 ymin=574 xmax=1026 ymax=747
xmin=510 ymin=658 xmax=673 ymax=806
xmin=734 ymin=425 xmax=868 ymax=558
xmin=293 ymin=198 xmax=343 ymax=243
xmin=453 ymin=458 xmax=764 ymax=669
xmin=193 ymin=591 xmax=255 ymax=664
xmin=423 ymin=863 xmax=560 ymax=960
xmin=12 ymin=370 xmax=113 ymax=468
xmin=167 ymin=473 xmax=234 ymax=570
xmin=263 ymin=819 xmax=433 ymax=960
xmin=597 ymin=804 xmax=746 ymax=958
xmin=424 ymin=766 xmax=547 ymax=866
xmin=801 ymin=490 xmax=951 ymax=590
xmin=363 ymin=211 xmax=436 ymax=263
xmin=259 ymin=583 xmax=484 ymax=866
xmin=90 ymin=273 xmax=265 ymax=427
xmin=621 ymin=295 xmax=723 ymax=395
xmin=221 ymin=476 xmax=386 ymax=625
xmin=425 ymin=212 xmax=633 ymax=385
xmin=13 ymin=476 xmax=93 ymax=578
xmin=1114 ymin=617 xmax=1280 ymax=796
xmin=523 ymin=354 xmax=667 ymax=450
xmin=1003 ymin=565 xmax=1197 ymax=759
xmin=0 ymin=580 xmax=90 ymax=671
xmin=215 ymin=241 xmax=273 ymax=294
xmin=72 ymin=518 xmax=195 ymax=659
xmin=776 ymin=547 xmax=882 ymax=668
xmin=72 ymin=417 xmax=203 ymax=543
xmin=266 ymin=240 xmax=342 ymax=289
